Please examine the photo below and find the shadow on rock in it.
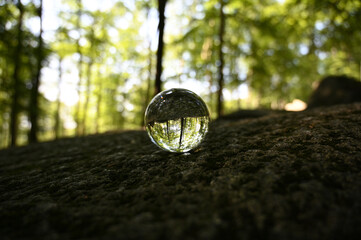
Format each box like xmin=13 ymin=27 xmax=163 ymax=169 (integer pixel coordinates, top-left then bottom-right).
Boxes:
xmin=308 ymin=75 xmax=361 ymax=109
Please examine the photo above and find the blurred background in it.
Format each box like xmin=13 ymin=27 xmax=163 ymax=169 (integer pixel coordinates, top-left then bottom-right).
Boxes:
xmin=0 ymin=0 xmax=360 ymax=148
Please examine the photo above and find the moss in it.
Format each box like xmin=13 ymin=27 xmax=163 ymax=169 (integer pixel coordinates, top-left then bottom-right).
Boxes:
xmin=1 ymin=103 xmax=361 ymax=239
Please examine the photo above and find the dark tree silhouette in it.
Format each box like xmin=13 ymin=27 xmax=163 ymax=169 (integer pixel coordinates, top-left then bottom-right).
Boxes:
xmin=141 ymin=4 xmax=153 ymax=127
xmin=154 ymin=0 xmax=167 ymax=96
xmin=82 ymin=56 xmax=93 ymax=135
xmin=10 ymin=0 xmax=24 ymax=146
xmin=217 ymin=0 xmax=225 ymax=117
xmin=75 ymin=0 xmax=84 ymax=136
xmin=29 ymin=0 xmax=44 ymax=143
xmin=95 ymin=70 xmax=102 ymax=133
xmin=54 ymin=56 xmax=63 ymax=139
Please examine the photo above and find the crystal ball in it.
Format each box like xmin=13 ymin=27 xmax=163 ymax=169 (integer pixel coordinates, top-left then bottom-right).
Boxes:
xmin=145 ymin=88 xmax=210 ymax=152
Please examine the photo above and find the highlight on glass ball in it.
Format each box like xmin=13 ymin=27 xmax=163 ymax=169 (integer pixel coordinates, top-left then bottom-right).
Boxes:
xmin=144 ymin=88 xmax=210 ymax=153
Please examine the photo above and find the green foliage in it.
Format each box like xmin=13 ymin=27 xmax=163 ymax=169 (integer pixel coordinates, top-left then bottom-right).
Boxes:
xmin=0 ymin=0 xmax=360 ymax=148
xmin=0 ymin=0 xmax=50 ymax=147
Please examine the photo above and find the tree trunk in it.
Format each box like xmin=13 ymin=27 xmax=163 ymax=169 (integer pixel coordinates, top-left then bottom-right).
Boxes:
xmin=144 ymin=44 xmax=152 ymax=113
xmin=1 ymin=54 xmax=10 ymax=147
xmin=10 ymin=0 xmax=24 ymax=147
xmin=29 ymin=0 xmax=43 ymax=143
xmin=55 ymin=56 xmax=63 ymax=139
xmin=142 ymin=8 xmax=153 ymax=127
xmin=75 ymin=0 xmax=83 ymax=136
xmin=82 ymin=60 xmax=93 ymax=135
xmin=207 ymin=69 xmax=214 ymax=115
xmin=154 ymin=0 xmax=167 ymax=96
xmin=237 ymin=89 xmax=241 ymax=110
xmin=217 ymin=0 xmax=225 ymax=118
xmin=95 ymin=68 xmax=102 ymax=134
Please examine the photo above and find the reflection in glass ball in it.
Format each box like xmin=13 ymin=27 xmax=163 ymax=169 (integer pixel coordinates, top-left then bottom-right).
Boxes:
xmin=145 ymin=88 xmax=210 ymax=153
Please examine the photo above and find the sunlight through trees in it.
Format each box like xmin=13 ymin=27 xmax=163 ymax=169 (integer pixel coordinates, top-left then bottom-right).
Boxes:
xmin=0 ymin=0 xmax=360 ymax=148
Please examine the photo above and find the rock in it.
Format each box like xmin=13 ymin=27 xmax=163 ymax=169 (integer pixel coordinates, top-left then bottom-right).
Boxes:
xmin=1 ymin=103 xmax=361 ymax=240
xmin=217 ymin=109 xmax=284 ymax=121
xmin=308 ymin=75 xmax=361 ymax=108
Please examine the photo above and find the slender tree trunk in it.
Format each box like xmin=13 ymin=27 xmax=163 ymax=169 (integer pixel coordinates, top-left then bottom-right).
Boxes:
xmin=217 ymin=0 xmax=225 ymax=118
xmin=179 ymin=117 xmax=184 ymax=148
xmin=75 ymin=0 xmax=83 ymax=136
xmin=154 ymin=0 xmax=167 ymax=96
xmin=237 ymin=89 xmax=241 ymax=110
xmin=82 ymin=60 xmax=93 ymax=135
xmin=145 ymin=44 xmax=152 ymax=107
xmin=1 ymin=121 xmax=9 ymax=148
xmin=142 ymin=27 xmax=153 ymax=127
xmin=95 ymin=69 xmax=102 ymax=133
xmin=29 ymin=0 xmax=43 ymax=143
xmin=207 ymin=69 xmax=214 ymax=114
xmin=0 ymin=119 xmax=4 ymax=148
xmin=0 ymin=66 xmax=9 ymax=147
xmin=116 ymin=94 xmax=125 ymax=130
xmin=55 ymin=56 xmax=63 ymax=139
xmin=10 ymin=0 xmax=24 ymax=147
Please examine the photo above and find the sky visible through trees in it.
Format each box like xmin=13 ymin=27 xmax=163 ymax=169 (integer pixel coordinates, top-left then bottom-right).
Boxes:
xmin=0 ymin=0 xmax=360 ymax=148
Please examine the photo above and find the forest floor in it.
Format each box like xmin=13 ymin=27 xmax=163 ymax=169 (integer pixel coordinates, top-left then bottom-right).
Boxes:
xmin=1 ymin=103 xmax=361 ymax=240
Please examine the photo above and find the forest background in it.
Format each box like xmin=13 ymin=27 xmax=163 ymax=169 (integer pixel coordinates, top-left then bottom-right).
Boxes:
xmin=0 ymin=0 xmax=360 ymax=148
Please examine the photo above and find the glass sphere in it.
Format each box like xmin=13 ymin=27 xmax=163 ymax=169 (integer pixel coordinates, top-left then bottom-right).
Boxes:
xmin=145 ymin=88 xmax=210 ymax=153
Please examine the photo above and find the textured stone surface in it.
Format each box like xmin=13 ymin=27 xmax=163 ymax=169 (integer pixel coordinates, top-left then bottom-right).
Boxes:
xmin=308 ymin=75 xmax=361 ymax=108
xmin=1 ymin=103 xmax=361 ymax=240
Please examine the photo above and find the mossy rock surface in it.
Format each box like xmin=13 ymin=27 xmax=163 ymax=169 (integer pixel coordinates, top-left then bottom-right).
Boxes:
xmin=1 ymin=103 xmax=361 ymax=240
